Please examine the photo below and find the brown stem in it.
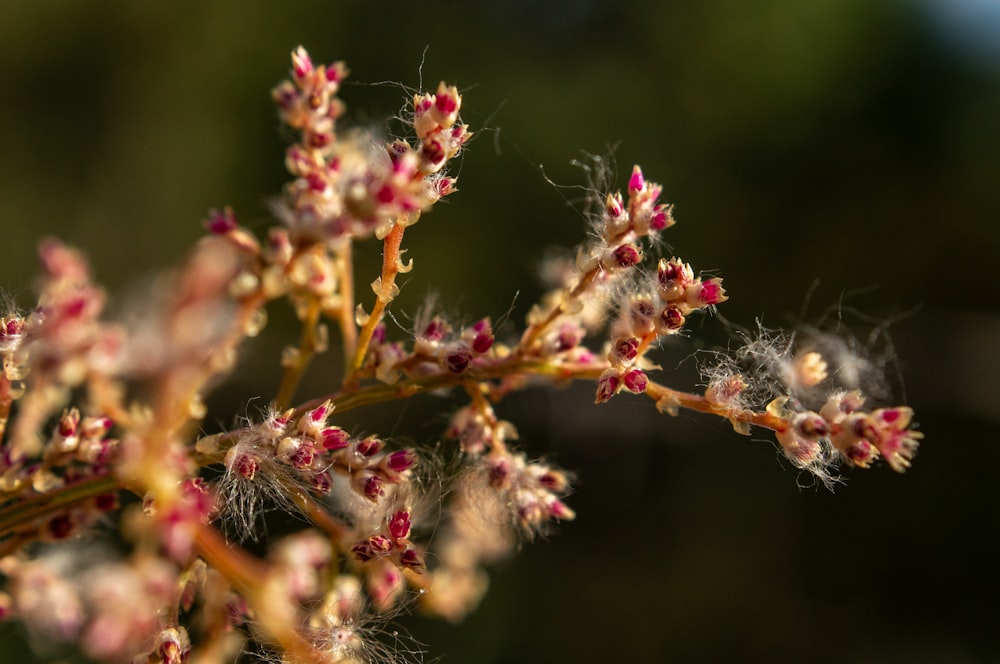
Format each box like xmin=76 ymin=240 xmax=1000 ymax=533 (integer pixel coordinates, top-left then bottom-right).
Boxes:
xmin=346 ymin=222 xmax=407 ymax=380
xmin=0 ymin=472 xmax=121 ymax=539
xmin=517 ymin=266 xmax=600 ymax=352
xmin=335 ymin=242 xmax=357 ymax=370
xmin=645 ymin=382 xmax=788 ymax=432
xmin=275 ymin=297 xmax=323 ymax=410
xmin=301 ymin=355 xmax=790 ymax=436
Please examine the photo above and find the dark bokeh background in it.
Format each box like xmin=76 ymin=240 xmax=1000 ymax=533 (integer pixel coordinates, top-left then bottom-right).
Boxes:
xmin=2 ymin=1 xmax=998 ymax=662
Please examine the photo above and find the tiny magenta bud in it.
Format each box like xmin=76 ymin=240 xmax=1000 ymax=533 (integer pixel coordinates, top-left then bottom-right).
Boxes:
xmin=613 ymin=337 xmax=640 ymax=363
xmin=697 ymin=278 xmax=728 ymax=306
xmin=311 ymin=470 xmax=333 ymax=495
xmin=445 ymin=345 xmax=472 ymax=373
xmin=363 ymin=475 xmax=384 ymax=501
xmin=628 ymin=165 xmax=645 ymax=193
xmin=649 ymin=207 xmax=668 ymax=230
xmin=434 ymin=84 xmax=459 ymax=115
xmin=326 ymin=60 xmax=348 ymax=83
xmin=545 ymin=497 xmax=576 ymax=521
xmin=435 ymin=176 xmax=457 ymax=197
xmin=422 ymin=138 xmax=446 ymax=164
xmin=205 ymin=207 xmax=238 ymax=234
xmin=235 ymin=453 xmax=258 ymax=480
xmin=356 ymin=436 xmax=383 ymax=457
xmin=400 ymin=547 xmax=425 ymax=571
xmin=605 ymin=192 xmax=624 ymax=218
xmin=472 ymin=332 xmax=493 ymax=354
xmin=389 ymin=510 xmax=411 ymax=540
xmin=489 ymin=457 xmax=511 ymax=488
xmin=660 ymin=306 xmax=685 ymax=331
xmin=792 ymin=412 xmax=829 ymax=438
xmin=57 ymin=408 xmax=80 ymax=437
xmin=321 ymin=426 xmax=350 ymax=451
xmin=622 ymin=368 xmax=648 ymax=393
xmin=292 ymin=47 xmax=313 ymax=79
xmin=423 ymin=317 xmax=447 ymax=341
xmin=289 ymin=443 xmax=315 ymax=469
xmin=612 ymin=243 xmax=642 ymax=268
xmin=387 ymin=449 xmax=416 ymax=473
xmin=537 ymin=469 xmax=569 ymax=492
xmin=844 ymin=440 xmax=879 ymax=468
xmin=309 ymin=403 xmax=329 ymax=424
xmin=368 ymin=534 xmax=392 ymax=555
xmin=595 ymin=372 xmax=621 ymax=404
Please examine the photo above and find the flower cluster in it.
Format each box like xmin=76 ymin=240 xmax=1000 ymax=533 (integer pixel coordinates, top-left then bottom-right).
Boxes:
xmin=0 ymin=46 xmax=922 ymax=664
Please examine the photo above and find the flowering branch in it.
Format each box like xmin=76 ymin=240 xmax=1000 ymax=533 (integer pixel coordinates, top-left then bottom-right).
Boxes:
xmin=0 ymin=46 xmax=921 ymax=664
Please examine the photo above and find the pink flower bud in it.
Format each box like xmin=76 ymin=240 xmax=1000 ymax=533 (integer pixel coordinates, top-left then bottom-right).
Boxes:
xmin=842 ymin=439 xmax=879 ymax=468
xmin=628 ymin=165 xmax=645 ymax=193
xmin=545 ymin=496 xmax=576 ymax=521
xmin=291 ymin=46 xmax=313 ymax=80
xmin=595 ymin=372 xmax=621 ymax=404
xmin=472 ymin=331 xmax=494 ymax=354
xmin=399 ymin=547 xmax=425 ymax=572
xmin=321 ymin=426 xmax=350 ymax=451
xmin=445 ymin=344 xmax=472 ymax=373
xmin=235 ymin=453 xmax=258 ymax=481
xmin=695 ymin=278 xmax=727 ymax=306
xmin=422 ymin=138 xmax=446 ymax=165
xmin=604 ymin=193 xmax=625 ymax=222
xmin=792 ymin=412 xmax=829 ymax=438
xmin=622 ymin=368 xmax=648 ymax=394
xmin=426 ymin=318 xmax=451 ymax=342
xmin=57 ymin=408 xmax=80 ymax=438
xmin=368 ymin=534 xmax=393 ymax=556
xmin=0 ymin=317 xmax=25 ymax=352
xmin=356 ymin=436 xmax=383 ymax=457
xmin=660 ymin=305 xmax=685 ymax=332
xmin=536 ymin=469 xmax=569 ymax=492
xmin=612 ymin=243 xmax=642 ymax=268
xmin=612 ymin=337 xmax=640 ymax=364
xmin=489 ymin=457 xmax=512 ymax=488
xmin=307 ymin=403 xmax=331 ymax=425
xmin=204 ymin=207 xmax=238 ymax=234
xmin=310 ymin=470 xmax=333 ymax=495
xmin=389 ymin=510 xmax=411 ymax=540
xmin=386 ymin=449 xmax=416 ymax=473
xmin=288 ymin=442 xmax=315 ymax=470
xmin=326 ymin=61 xmax=349 ymax=83
xmin=435 ymin=89 xmax=458 ymax=116
xmin=363 ymin=475 xmax=384 ymax=501
xmin=649 ymin=204 xmax=674 ymax=231
xmin=435 ymin=176 xmax=457 ymax=197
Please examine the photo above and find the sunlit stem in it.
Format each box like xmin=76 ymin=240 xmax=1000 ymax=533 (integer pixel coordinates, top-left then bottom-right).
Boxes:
xmin=275 ymin=297 xmax=323 ymax=410
xmin=517 ymin=266 xmax=600 ymax=352
xmin=335 ymin=242 xmax=357 ymax=370
xmin=346 ymin=221 xmax=407 ymax=381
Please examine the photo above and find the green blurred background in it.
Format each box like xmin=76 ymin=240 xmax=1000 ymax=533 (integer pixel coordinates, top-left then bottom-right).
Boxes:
xmin=2 ymin=1 xmax=998 ymax=662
